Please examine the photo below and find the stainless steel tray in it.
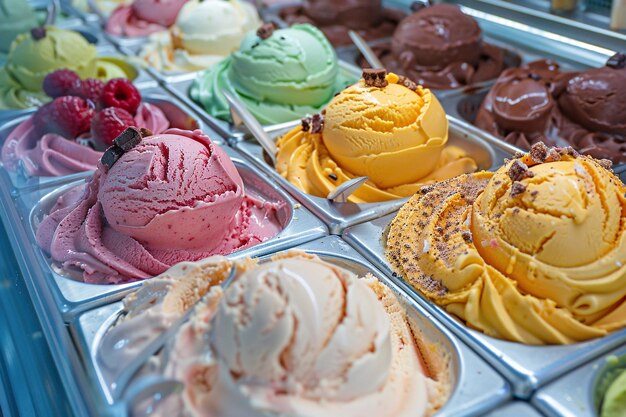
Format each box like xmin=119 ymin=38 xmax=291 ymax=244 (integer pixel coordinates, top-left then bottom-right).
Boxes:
xmin=233 ymin=115 xmax=515 ymax=234
xmin=449 ymin=0 xmax=626 ymax=54
xmin=70 ymin=236 xmax=511 ymax=417
xmin=485 ymin=401 xmax=545 ymax=416
xmin=342 ymin=213 xmax=626 ymax=398
xmin=533 ymin=345 xmax=626 ymax=417
xmin=3 ymin=144 xmax=326 ymax=321
xmin=0 ymin=87 xmax=212 ymax=194
xmin=163 ymin=60 xmax=362 ymax=140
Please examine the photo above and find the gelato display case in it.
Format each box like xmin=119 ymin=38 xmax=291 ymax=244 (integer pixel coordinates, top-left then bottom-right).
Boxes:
xmin=1 ymin=0 xmax=626 ymax=416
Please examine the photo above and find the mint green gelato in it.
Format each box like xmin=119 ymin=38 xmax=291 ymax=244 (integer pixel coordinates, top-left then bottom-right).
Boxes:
xmin=599 ymin=358 xmax=626 ymax=417
xmin=0 ymin=0 xmax=38 ymax=55
xmin=0 ymin=26 xmax=136 ymax=109
xmin=189 ymin=23 xmax=354 ymax=125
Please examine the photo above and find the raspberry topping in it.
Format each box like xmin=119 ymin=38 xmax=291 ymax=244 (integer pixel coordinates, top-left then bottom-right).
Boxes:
xmin=101 ymin=78 xmax=142 ymax=114
xmin=91 ymin=107 xmax=136 ymax=147
xmin=33 ymin=96 xmax=95 ymax=138
xmin=71 ymin=78 xmax=105 ymax=107
xmin=42 ymin=69 xmax=82 ymax=99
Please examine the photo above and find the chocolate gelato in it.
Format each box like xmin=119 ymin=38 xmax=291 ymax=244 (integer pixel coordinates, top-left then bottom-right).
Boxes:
xmin=359 ymin=4 xmax=517 ymax=90
xmin=279 ymin=0 xmax=404 ymax=46
xmin=475 ymin=56 xmax=626 ymax=163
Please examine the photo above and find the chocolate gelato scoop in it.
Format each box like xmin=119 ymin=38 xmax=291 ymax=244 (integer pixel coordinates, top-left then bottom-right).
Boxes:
xmin=475 ymin=58 xmax=626 ymax=163
xmin=359 ymin=4 xmax=518 ymax=90
xmin=279 ymin=0 xmax=404 ymax=46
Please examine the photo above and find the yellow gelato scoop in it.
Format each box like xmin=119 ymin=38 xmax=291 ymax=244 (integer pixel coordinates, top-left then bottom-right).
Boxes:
xmin=387 ymin=143 xmax=626 ymax=344
xmin=276 ymin=71 xmax=477 ymax=203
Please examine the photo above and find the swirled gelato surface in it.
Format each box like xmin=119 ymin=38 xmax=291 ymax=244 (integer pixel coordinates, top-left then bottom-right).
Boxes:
xmin=387 ymin=142 xmax=626 ymax=344
xmin=189 ymin=23 xmax=352 ymax=125
xmin=118 ymin=252 xmax=452 ymax=417
xmin=0 ymin=27 xmax=133 ymax=109
xmin=140 ymin=0 xmax=260 ymax=73
xmin=36 ymin=129 xmax=282 ymax=284
xmin=276 ymin=72 xmax=477 ymax=203
xmin=360 ymin=4 xmax=514 ymax=90
xmin=279 ymin=0 xmax=404 ymax=46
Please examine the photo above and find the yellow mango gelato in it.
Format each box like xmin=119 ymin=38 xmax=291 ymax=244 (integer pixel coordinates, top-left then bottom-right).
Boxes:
xmin=275 ymin=70 xmax=477 ymax=203
xmin=387 ymin=142 xmax=626 ymax=344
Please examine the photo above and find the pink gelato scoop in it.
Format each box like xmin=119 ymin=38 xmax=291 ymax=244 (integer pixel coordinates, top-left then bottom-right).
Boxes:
xmin=106 ymin=0 xmax=188 ymax=37
xmin=1 ymin=103 xmax=169 ymax=177
xmin=35 ymin=129 xmax=283 ymax=284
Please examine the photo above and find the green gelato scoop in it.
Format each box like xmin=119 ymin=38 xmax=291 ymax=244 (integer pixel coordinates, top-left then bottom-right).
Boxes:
xmin=0 ymin=26 xmax=135 ymax=109
xmin=190 ymin=23 xmax=353 ymax=125
xmin=601 ymin=367 xmax=626 ymax=417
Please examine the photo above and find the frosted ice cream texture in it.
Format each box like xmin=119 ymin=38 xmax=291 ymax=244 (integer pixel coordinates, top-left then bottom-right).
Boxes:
xmin=36 ymin=129 xmax=283 ymax=284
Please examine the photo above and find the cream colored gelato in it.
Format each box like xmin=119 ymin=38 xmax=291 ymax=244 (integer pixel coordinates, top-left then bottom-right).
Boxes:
xmin=125 ymin=252 xmax=451 ymax=417
xmin=140 ymin=0 xmax=260 ymax=73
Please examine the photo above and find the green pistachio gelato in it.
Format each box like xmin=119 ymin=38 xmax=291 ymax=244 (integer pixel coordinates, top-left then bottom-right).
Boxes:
xmin=189 ymin=23 xmax=354 ymax=125
xmin=0 ymin=0 xmax=38 ymax=55
xmin=599 ymin=359 xmax=626 ymax=417
xmin=0 ymin=26 xmax=135 ymax=109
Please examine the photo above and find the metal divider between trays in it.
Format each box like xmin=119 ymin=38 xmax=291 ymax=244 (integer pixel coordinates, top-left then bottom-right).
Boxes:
xmin=341 ymin=213 xmax=626 ymax=399
xmin=70 ymin=235 xmax=511 ymax=417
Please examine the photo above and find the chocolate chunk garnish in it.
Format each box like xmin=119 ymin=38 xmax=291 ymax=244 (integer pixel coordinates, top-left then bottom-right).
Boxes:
xmin=328 ymin=173 xmax=338 ymax=181
xmin=113 ymin=127 xmax=142 ymax=151
xmin=257 ymin=23 xmax=276 ymax=40
xmin=301 ymin=114 xmax=324 ymax=134
xmin=607 ymin=52 xmax=626 ymax=69
xmin=461 ymin=231 xmax=472 ymax=243
xmin=398 ymin=75 xmax=418 ymax=91
xmin=529 ymin=142 xmax=548 ymax=163
xmin=510 ymin=181 xmax=526 ymax=197
xmin=139 ymin=128 xmax=153 ymax=138
xmin=547 ymin=147 xmax=562 ymax=162
xmin=363 ymin=69 xmax=388 ymax=88
xmin=557 ymin=146 xmax=580 ymax=158
xmin=101 ymin=146 xmax=125 ymax=172
xmin=507 ymin=160 xmax=534 ymax=182
xmin=30 ymin=27 xmax=46 ymax=40
xmin=598 ymin=159 xmax=613 ymax=171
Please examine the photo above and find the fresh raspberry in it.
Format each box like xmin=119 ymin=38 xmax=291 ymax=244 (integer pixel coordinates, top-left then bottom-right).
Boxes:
xmin=70 ymin=78 xmax=105 ymax=106
xmin=91 ymin=107 xmax=136 ymax=147
xmin=101 ymin=78 xmax=141 ymax=114
xmin=33 ymin=96 xmax=95 ymax=138
xmin=42 ymin=69 xmax=81 ymax=98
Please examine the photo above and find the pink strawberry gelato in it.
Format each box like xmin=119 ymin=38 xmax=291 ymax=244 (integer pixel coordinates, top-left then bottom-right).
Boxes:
xmin=1 ymin=103 xmax=169 ymax=177
xmin=106 ymin=0 xmax=188 ymax=37
xmin=35 ymin=129 xmax=283 ymax=284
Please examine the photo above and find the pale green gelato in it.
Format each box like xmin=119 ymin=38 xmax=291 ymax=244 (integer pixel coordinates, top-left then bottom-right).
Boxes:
xmin=189 ymin=23 xmax=354 ymax=125
xmin=600 ymin=359 xmax=626 ymax=417
xmin=0 ymin=0 xmax=38 ymax=55
xmin=0 ymin=26 xmax=135 ymax=109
